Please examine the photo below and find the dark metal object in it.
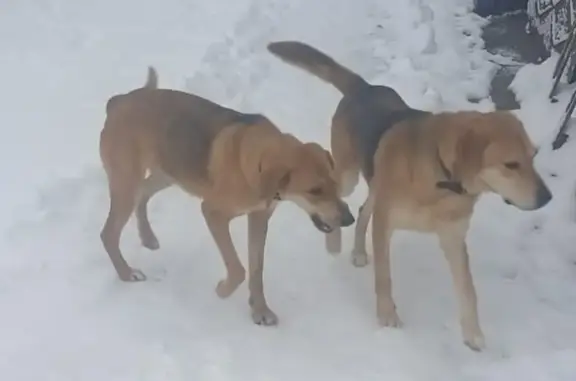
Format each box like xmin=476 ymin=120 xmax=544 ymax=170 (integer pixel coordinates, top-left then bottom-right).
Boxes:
xmin=550 ymin=21 xmax=576 ymax=150
xmin=473 ymin=0 xmax=528 ymax=18
xmin=552 ymin=88 xmax=576 ymax=150
xmin=550 ymin=22 xmax=576 ymax=102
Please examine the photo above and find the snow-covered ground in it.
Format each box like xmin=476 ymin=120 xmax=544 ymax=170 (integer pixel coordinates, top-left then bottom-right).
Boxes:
xmin=1 ymin=0 xmax=576 ymax=379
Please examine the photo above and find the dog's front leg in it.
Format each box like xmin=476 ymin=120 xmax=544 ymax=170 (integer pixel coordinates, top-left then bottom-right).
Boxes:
xmin=247 ymin=209 xmax=278 ymax=326
xmin=437 ymin=220 xmax=485 ymax=351
xmin=201 ymin=202 xmax=246 ymax=298
xmin=372 ymin=206 xmax=402 ymax=328
xmin=325 ymin=229 xmax=341 ymax=255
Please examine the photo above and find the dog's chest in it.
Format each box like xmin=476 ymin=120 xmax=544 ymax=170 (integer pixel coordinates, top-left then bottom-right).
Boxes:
xmin=201 ymin=181 xmax=271 ymax=215
xmin=389 ymin=196 xmax=475 ymax=232
xmin=390 ymin=207 xmax=435 ymax=232
xmin=356 ymin=108 xmax=430 ymax=181
xmin=232 ymin=200 xmax=272 ymax=215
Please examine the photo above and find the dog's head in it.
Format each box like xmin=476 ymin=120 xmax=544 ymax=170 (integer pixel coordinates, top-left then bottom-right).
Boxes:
xmin=259 ymin=141 xmax=354 ymax=232
xmin=451 ymin=112 xmax=552 ymax=211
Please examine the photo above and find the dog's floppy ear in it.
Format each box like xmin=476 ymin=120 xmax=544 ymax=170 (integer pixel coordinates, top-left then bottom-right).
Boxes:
xmin=324 ymin=149 xmax=335 ymax=170
xmin=258 ymin=161 xmax=291 ymax=200
xmin=304 ymin=142 xmax=335 ymax=170
xmin=452 ymin=128 xmax=489 ymax=183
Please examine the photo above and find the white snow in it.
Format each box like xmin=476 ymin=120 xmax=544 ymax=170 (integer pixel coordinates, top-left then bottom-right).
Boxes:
xmin=1 ymin=0 xmax=576 ymax=380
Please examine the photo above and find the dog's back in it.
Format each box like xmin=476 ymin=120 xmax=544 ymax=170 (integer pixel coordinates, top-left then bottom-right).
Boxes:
xmin=267 ymin=41 xmax=417 ymax=184
xmin=268 ymin=41 xmax=427 ymax=187
xmin=105 ymin=66 xmax=158 ymax=114
xmin=333 ymin=86 xmax=425 ymax=180
xmin=101 ymin=69 xmax=254 ymax=184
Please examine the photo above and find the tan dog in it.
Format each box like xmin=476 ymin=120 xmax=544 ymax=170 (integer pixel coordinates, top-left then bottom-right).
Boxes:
xmin=267 ymin=41 xmax=552 ymax=350
xmin=99 ymin=67 xmax=354 ymax=325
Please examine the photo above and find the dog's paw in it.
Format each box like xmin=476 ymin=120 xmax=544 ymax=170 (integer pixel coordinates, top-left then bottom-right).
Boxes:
xmin=139 ymin=229 xmax=160 ymax=251
xmin=464 ymin=333 xmax=486 ymax=352
xmin=377 ymin=303 xmax=403 ymax=328
xmin=215 ymin=274 xmax=245 ymax=299
xmin=351 ymin=250 xmax=369 ymax=267
xmin=118 ymin=268 xmax=147 ymax=282
xmin=378 ymin=312 xmax=403 ymax=328
xmin=141 ymin=235 xmax=160 ymax=251
xmin=252 ymin=308 xmax=279 ymax=326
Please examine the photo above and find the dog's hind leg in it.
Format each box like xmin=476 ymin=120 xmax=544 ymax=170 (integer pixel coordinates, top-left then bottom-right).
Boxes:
xmin=325 ymin=119 xmax=360 ymax=254
xmin=350 ymin=192 xmax=375 ymax=267
xmin=100 ymin=145 xmax=146 ymax=281
xmin=135 ymin=171 xmax=173 ymax=251
xmin=325 ymin=166 xmax=360 ymax=255
xmin=325 ymin=164 xmax=361 ymax=254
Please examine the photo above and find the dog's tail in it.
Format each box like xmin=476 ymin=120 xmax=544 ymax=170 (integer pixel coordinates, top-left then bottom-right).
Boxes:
xmin=106 ymin=66 xmax=158 ymax=114
xmin=144 ymin=66 xmax=158 ymax=89
xmin=267 ymin=41 xmax=368 ymax=95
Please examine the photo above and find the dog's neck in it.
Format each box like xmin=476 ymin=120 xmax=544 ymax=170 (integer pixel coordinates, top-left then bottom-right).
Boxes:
xmin=435 ymin=149 xmax=466 ymax=195
xmin=434 ymin=134 xmax=476 ymax=196
xmin=434 ymin=143 xmax=486 ymax=197
xmin=240 ymin=132 xmax=299 ymax=202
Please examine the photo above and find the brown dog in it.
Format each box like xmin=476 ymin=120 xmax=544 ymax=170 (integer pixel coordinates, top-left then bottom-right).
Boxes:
xmin=267 ymin=41 xmax=552 ymax=350
xmin=99 ymin=67 xmax=354 ymax=325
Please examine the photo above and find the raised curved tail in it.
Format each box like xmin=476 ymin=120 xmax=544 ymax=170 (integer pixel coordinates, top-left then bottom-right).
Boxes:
xmin=267 ymin=41 xmax=368 ymax=95
xmin=106 ymin=66 xmax=158 ymax=114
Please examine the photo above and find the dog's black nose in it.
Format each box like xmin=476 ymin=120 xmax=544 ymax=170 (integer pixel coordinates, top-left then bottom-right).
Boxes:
xmin=340 ymin=209 xmax=355 ymax=227
xmin=536 ymin=184 xmax=552 ymax=208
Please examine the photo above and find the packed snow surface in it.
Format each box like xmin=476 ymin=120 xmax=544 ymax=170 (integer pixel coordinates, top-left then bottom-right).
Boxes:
xmin=1 ymin=0 xmax=576 ymax=380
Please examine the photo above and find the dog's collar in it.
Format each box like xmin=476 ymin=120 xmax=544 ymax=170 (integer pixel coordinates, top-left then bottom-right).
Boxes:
xmin=435 ymin=148 xmax=466 ymax=195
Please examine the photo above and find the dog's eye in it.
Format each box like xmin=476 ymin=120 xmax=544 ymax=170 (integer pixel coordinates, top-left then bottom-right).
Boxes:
xmin=309 ymin=187 xmax=323 ymax=196
xmin=504 ymin=161 xmax=520 ymax=170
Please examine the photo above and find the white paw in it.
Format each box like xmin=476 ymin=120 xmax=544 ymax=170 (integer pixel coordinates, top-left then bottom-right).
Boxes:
xmin=351 ymin=251 xmax=369 ymax=267
xmin=141 ymin=235 xmax=160 ymax=251
xmin=215 ymin=273 xmax=245 ymax=299
xmin=377 ymin=301 xmax=403 ymax=328
xmin=252 ymin=308 xmax=279 ymax=326
xmin=119 ymin=268 xmax=147 ymax=282
xmin=378 ymin=311 xmax=403 ymax=328
xmin=464 ymin=333 xmax=486 ymax=352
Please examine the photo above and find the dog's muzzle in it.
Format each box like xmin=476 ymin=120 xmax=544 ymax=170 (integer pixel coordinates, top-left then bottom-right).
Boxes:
xmin=535 ymin=183 xmax=552 ymax=208
xmin=311 ymin=214 xmax=333 ymax=233
xmin=503 ymin=181 xmax=552 ymax=209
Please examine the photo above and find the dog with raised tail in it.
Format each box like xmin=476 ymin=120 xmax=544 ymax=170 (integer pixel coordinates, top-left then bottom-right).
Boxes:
xmin=267 ymin=41 xmax=552 ymax=350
